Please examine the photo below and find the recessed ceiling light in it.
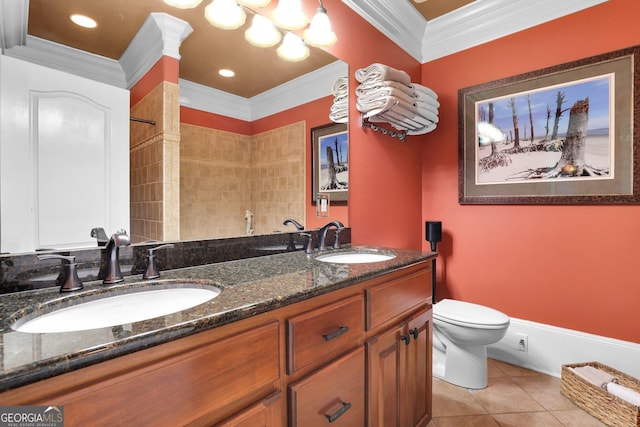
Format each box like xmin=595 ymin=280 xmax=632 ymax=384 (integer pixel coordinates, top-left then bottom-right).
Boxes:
xmin=70 ymin=14 xmax=97 ymax=28
xmin=219 ymin=69 xmax=235 ymax=78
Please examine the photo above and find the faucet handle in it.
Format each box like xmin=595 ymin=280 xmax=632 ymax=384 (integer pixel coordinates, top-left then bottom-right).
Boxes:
xmin=143 ymin=243 xmax=175 ymax=280
xmin=38 ymin=254 xmax=84 ymax=292
xmin=299 ymin=232 xmax=314 ymax=254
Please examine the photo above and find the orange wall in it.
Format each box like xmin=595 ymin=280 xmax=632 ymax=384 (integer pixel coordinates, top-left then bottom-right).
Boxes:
xmin=321 ymin=0 xmax=424 ymax=249
xmin=130 ymin=56 xmax=179 ymax=106
xmin=420 ymin=0 xmax=640 ymax=343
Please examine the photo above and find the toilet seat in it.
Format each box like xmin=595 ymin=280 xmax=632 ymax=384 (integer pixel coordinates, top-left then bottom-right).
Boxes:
xmin=433 ymin=299 xmax=509 ymax=329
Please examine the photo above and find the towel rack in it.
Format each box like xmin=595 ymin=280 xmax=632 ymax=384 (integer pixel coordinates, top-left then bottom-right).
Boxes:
xmin=130 ymin=117 xmax=156 ymax=126
xmin=361 ymin=115 xmax=407 ymax=142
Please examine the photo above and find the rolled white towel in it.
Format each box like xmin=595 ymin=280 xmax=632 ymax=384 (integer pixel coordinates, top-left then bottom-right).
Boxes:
xmin=408 ymin=122 xmax=437 ymax=135
xmin=570 ymin=366 xmax=620 ymax=390
xmin=410 ymin=83 xmax=438 ymax=100
xmin=367 ymin=114 xmax=437 ymax=135
xmin=332 ymin=76 xmax=348 ymax=96
xmin=361 ymin=96 xmax=439 ymax=125
xmin=356 ymin=79 xmax=414 ymax=97
xmin=357 ymin=87 xmax=417 ymax=106
xmin=606 ymin=382 xmax=640 ymax=406
xmin=355 ymin=63 xmax=411 ymax=85
xmin=329 ymin=111 xmax=348 ymax=123
xmin=330 ymin=100 xmax=348 ymax=112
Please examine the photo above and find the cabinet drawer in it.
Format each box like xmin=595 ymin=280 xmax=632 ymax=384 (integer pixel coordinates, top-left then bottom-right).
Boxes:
xmin=366 ymin=269 xmax=431 ymax=330
xmin=289 ymin=347 xmax=365 ymax=427
xmin=287 ymin=294 xmax=363 ymax=374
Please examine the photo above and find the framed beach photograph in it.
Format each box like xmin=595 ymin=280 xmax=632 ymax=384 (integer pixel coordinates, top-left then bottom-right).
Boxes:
xmin=459 ymin=45 xmax=640 ymax=204
xmin=311 ymin=122 xmax=348 ymax=204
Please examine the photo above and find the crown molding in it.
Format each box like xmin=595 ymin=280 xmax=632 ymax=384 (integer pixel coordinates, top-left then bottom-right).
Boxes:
xmin=421 ymin=0 xmax=609 ymax=62
xmin=250 ymin=60 xmax=348 ymax=121
xmin=4 ymin=36 xmax=127 ymax=88
xmin=180 ymin=79 xmax=252 ymax=122
xmin=341 ymin=0 xmax=426 ymax=62
xmin=120 ymin=12 xmax=193 ymax=89
xmin=0 ymin=0 xmax=28 ymax=52
xmin=180 ymin=60 xmax=348 ymax=122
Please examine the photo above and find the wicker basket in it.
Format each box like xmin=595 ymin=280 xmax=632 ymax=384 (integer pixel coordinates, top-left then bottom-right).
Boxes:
xmin=561 ymin=362 xmax=640 ymax=427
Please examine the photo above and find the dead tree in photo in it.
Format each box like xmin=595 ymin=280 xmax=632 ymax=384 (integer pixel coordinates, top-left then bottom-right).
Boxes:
xmin=334 ymin=139 xmax=342 ymax=166
xmin=543 ymin=97 xmax=590 ymax=178
xmin=544 ymin=105 xmax=551 ymax=141
xmin=321 ymin=146 xmax=347 ymax=190
xmin=478 ymin=102 xmax=511 ymax=172
xmin=508 ymin=97 xmax=608 ymax=180
xmin=504 ymin=97 xmax=523 ymax=153
xmin=550 ymin=91 xmax=567 ymax=140
xmin=528 ymin=94 xmax=534 ymax=142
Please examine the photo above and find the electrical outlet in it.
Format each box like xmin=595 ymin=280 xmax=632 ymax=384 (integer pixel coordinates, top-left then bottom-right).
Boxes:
xmin=516 ymin=333 xmax=528 ymax=352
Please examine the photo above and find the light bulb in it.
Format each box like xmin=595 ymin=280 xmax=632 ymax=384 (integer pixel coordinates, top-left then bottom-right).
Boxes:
xmin=162 ymin=0 xmax=203 ymax=8
xmin=303 ymin=7 xmax=336 ymax=47
xmin=273 ymin=0 xmax=307 ymax=30
xmin=204 ymin=0 xmax=246 ymax=30
xmin=70 ymin=14 xmax=97 ymax=29
xmin=237 ymin=0 xmax=271 ymax=6
xmin=245 ymin=14 xmax=282 ymax=47
xmin=277 ymin=32 xmax=309 ymax=62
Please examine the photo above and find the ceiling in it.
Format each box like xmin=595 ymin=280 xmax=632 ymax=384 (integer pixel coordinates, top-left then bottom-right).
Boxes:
xmin=25 ymin=0 xmax=475 ymax=98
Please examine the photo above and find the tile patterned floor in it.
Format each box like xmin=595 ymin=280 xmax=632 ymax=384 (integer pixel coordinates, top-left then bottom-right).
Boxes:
xmin=428 ymin=359 xmax=608 ymax=426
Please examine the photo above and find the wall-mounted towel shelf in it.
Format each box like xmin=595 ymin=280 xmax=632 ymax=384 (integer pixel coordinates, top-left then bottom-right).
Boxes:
xmin=361 ymin=115 xmax=407 ymax=142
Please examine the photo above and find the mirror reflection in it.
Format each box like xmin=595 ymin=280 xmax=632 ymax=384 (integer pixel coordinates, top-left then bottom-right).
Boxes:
xmin=0 ymin=0 xmax=348 ymax=253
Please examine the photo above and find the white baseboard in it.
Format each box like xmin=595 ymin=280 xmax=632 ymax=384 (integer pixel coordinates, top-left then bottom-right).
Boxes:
xmin=487 ymin=318 xmax=640 ymax=379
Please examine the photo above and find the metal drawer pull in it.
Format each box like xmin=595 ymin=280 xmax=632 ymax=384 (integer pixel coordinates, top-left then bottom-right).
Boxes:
xmin=410 ymin=327 xmax=419 ymax=339
xmin=323 ymin=326 xmax=349 ymax=341
xmin=325 ymin=401 xmax=351 ymax=423
xmin=401 ymin=334 xmax=411 ymax=345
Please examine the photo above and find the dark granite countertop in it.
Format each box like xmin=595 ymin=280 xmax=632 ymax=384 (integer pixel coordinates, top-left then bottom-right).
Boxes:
xmin=0 ymin=245 xmax=435 ymax=393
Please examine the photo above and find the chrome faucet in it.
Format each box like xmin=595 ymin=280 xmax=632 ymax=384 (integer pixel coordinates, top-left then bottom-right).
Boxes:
xmin=283 ymin=218 xmax=304 ymax=230
xmin=103 ymin=229 xmax=130 ymax=284
xmin=318 ymin=221 xmax=344 ymax=251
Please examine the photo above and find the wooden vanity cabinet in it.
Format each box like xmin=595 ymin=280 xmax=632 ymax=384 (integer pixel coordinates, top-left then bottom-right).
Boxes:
xmin=0 ymin=260 xmax=433 ymax=427
xmin=366 ymin=307 xmax=432 ymax=427
xmin=366 ymin=268 xmax=433 ymax=427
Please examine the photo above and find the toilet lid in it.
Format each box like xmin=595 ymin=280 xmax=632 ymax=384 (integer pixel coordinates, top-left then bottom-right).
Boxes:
xmin=433 ymin=299 xmax=510 ymax=329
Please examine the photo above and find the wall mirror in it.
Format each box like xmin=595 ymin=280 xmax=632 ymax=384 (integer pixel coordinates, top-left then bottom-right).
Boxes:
xmin=0 ymin=0 xmax=348 ymax=253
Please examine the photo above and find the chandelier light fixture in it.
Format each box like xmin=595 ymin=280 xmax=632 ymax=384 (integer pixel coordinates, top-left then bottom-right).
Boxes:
xmin=237 ymin=0 xmax=271 ymax=6
xmin=273 ymin=0 xmax=308 ymax=30
xmin=277 ymin=32 xmax=309 ymax=61
xmin=303 ymin=1 xmax=336 ymax=47
xmin=245 ymin=14 xmax=282 ymax=47
xmin=204 ymin=0 xmax=246 ymax=30
xmin=162 ymin=0 xmax=204 ymax=8
xmin=163 ymin=0 xmax=337 ymax=61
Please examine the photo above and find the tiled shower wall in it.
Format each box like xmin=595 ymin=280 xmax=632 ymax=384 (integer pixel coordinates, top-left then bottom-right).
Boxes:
xmin=250 ymin=121 xmax=305 ymax=235
xmin=180 ymin=124 xmax=252 ymax=239
xmin=180 ymin=121 xmax=305 ymax=238
xmin=130 ymin=81 xmax=181 ymax=243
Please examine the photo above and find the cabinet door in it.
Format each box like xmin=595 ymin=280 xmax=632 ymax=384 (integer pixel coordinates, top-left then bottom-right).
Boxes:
xmin=366 ymin=322 xmax=406 ymax=427
xmin=405 ymin=307 xmax=432 ymax=427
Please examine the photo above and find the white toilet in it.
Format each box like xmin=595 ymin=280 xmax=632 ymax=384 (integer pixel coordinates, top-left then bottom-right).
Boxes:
xmin=432 ymin=298 xmax=510 ymax=389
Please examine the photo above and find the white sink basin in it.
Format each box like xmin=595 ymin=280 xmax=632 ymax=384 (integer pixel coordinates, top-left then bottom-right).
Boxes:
xmin=13 ymin=285 xmax=221 ymax=334
xmin=315 ymin=252 xmax=396 ymax=264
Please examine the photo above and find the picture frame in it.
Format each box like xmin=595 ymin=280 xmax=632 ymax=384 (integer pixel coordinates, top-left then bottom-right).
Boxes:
xmin=459 ymin=45 xmax=640 ymax=204
xmin=311 ymin=122 xmax=348 ymax=204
